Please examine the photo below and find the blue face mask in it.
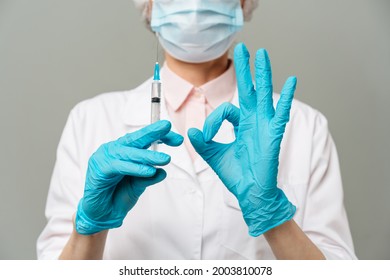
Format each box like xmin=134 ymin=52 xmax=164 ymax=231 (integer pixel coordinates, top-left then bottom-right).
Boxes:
xmin=151 ymin=0 xmax=244 ymax=63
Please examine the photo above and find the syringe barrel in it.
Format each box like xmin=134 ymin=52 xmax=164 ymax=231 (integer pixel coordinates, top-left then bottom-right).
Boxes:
xmin=151 ymin=81 xmax=161 ymax=99
xmin=151 ymin=102 xmax=160 ymax=124
xmin=151 ymin=81 xmax=161 ymax=124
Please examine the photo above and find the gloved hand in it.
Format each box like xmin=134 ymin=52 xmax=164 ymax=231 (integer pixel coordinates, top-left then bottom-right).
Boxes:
xmin=188 ymin=43 xmax=297 ymax=236
xmin=76 ymin=120 xmax=183 ymax=235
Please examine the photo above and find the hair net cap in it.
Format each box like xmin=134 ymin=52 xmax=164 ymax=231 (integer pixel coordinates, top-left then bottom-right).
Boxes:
xmin=242 ymin=0 xmax=259 ymax=21
xmin=133 ymin=0 xmax=259 ymax=23
xmin=133 ymin=0 xmax=150 ymax=22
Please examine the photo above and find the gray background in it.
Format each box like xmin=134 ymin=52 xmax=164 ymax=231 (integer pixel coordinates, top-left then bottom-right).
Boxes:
xmin=0 ymin=0 xmax=389 ymax=259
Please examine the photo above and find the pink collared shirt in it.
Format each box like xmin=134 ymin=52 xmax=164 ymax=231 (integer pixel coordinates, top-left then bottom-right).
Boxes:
xmin=161 ymin=61 xmax=236 ymax=160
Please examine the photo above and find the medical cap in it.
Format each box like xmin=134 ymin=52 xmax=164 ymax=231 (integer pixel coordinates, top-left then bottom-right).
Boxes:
xmin=133 ymin=0 xmax=259 ymax=23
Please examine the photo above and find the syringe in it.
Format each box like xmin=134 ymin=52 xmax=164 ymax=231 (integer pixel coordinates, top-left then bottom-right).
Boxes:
xmin=151 ymin=62 xmax=161 ymax=151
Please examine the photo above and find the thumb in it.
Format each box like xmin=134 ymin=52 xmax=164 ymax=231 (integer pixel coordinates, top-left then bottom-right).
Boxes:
xmin=130 ymin=168 xmax=167 ymax=198
xmin=188 ymin=128 xmax=208 ymax=156
xmin=114 ymin=169 xmax=167 ymax=206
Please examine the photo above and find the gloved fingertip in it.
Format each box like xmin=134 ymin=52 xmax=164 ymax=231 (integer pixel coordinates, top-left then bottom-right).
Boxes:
xmin=174 ymin=134 xmax=184 ymax=145
xmin=158 ymin=152 xmax=171 ymax=164
xmin=283 ymin=76 xmax=297 ymax=93
xmin=255 ymin=48 xmax=268 ymax=58
xmin=154 ymin=119 xmax=172 ymax=132
xmin=159 ymin=119 xmax=171 ymax=126
xmin=234 ymin=42 xmax=249 ymax=60
xmin=148 ymin=168 xmax=167 ymax=186
xmin=161 ymin=131 xmax=184 ymax=147
xmin=188 ymin=128 xmax=207 ymax=154
xmin=187 ymin=128 xmax=206 ymax=146
xmin=235 ymin=42 xmax=245 ymax=50
xmin=286 ymin=75 xmax=297 ymax=83
xmin=140 ymin=165 xmax=157 ymax=177
xmin=154 ymin=168 xmax=167 ymax=181
xmin=187 ymin=127 xmax=202 ymax=139
xmin=288 ymin=76 xmax=297 ymax=88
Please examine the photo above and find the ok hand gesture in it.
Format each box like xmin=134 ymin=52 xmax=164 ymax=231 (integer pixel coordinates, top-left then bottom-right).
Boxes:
xmin=188 ymin=43 xmax=297 ymax=236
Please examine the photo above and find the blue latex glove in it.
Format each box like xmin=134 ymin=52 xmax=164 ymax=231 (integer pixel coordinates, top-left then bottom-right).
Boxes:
xmin=76 ymin=120 xmax=183 ymax=235
xmin=188 ymin=43 xmax=297 ymax=236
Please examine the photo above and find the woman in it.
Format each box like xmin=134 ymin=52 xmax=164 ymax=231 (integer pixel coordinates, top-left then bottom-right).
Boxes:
xmin=37 ymin=0 xmax=356 ymax=259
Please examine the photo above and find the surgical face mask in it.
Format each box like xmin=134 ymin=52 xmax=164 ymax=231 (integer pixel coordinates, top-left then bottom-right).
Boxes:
xmin=150 ymin=0 xmax=244 ymax=63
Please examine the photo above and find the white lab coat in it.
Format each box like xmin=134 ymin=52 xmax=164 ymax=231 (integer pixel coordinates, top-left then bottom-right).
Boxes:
xmin=37 ymin=77 xmax=357 ymax=260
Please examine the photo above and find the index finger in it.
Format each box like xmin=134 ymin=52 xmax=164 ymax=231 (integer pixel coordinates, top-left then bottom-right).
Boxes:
xmin=117 ymin=120 xmax=172 ymax=148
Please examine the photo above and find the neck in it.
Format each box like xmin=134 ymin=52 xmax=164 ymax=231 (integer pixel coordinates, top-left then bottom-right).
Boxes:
xmin=164 ymin=52 xmax=230 ymax=87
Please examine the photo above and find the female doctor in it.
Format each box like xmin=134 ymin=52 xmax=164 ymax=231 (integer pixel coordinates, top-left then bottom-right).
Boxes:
xmin=37 ymin=0 xmax=356 ymax=259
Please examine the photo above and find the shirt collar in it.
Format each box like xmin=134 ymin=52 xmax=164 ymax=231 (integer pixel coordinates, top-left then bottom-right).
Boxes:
xmin=160 ymin=64 xmax=193 ymax=111
xmin=199 ymin=60 xmax=236 ymax=109
xmin=161 ymin=60 xmax=236 ymax=111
